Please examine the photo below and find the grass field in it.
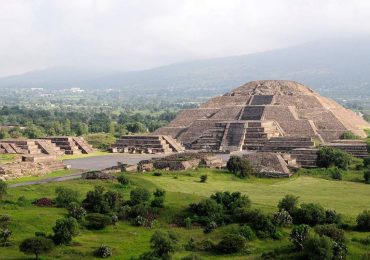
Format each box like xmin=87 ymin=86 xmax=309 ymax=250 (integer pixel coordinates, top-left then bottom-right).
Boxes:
xmin=59 ymin=151 xmax=110 ymax=161
xmin=1 ymin=169 xmax=370 ymax=259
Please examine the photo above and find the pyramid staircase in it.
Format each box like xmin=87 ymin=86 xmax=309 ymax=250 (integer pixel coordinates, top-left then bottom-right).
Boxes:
xmin=243 ymin=121 xmax=282 ymax=150
xmin=46 ymin=137 xmax=82 ymax=155
xmin=191 ymin=123 xmax=227 ymax=151
xmin=72 ymin=137 xmax=96 ymax=154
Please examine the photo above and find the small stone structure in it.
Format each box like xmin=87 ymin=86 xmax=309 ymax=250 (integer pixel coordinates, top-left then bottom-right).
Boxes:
xmin=44 ymin=136 xmax=96 ymax=155
xmin=0 ymin=139 xmax=64 ymax=155
xmin=111 ymin=135 xmax=185 ymax=154
xmin=243 ymin=152 xmax=295 ymax=178
xmin=137 ymin=153 xmax=224 ymax=172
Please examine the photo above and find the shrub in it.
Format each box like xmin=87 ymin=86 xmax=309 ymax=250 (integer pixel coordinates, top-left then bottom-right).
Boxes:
xmin=340 ymin=131 xmax=360 ymax=140
xmin=85 ymin=213 xmax=112 ymax=230
xmin=0 ymin=215 xmax=10 ymax=228
xmin=33 ymin=198 xmax=54 ymax=207
xmin=52 ymin=217 xmax=79 ymax=245
xmin=325 ymin=209 xmax=342 ymax=225
xmin=238 ymin=225 xmax=255 ymax=240
xmin=203 ymin=221 xmax=217 ymax=234
xmin=151 ymin=197 xmax=164 ymax=208
xmin=117 ymin=174 xmax=130 ymax=185
xmin=364 ymin=169 xmax=370 ymax=184
xmin=133 ymin=216 xmax=155 ymax=228
xmin=19 ymin=236 xmax=54 ymax=260
xmin=94 ymin=245 xmax=113 ymax=258
xmin=130 ymin=187 xmax=151 ymax=205
xmin=150 ymin=230 xmax=177 ymax=259
xmin=0 ymin=228 xmax=12 ymax=246
xmin=273 ymin=210 xmax=293 ymax=227
xmin=104 ymin=191 xmax=124 ymax=212
xmin=0 ymin=180 xmax=7 ymax=201
xmin=153 ymin=172 xmax=162 ymax=176
xmin=17 ymin=196 xmax=28 ymax=206
xmin=67 ymin=202 xmax=87 ymax=220
xmin=293 ymin=203 xmax=326 ymax=226
xmin=83 ymin=186 xmax=123 ymax=213
xmin=357 ymin=210 xmax=370 ymax=231
xmin=290 ymin=224 xmax=310 ymax=251
xmin=184 ymin=237 xmax=196 ymax=251
xmin=317 ymin=147 xmax=352 ymax=170
xmin=304 ymin=235 xmax=333 ymax=260
xmin=184 ymin=217 xmax=192 ymax=229
xmin=200 ymin=175 xmax=208 ymax=183
xmin=216 ymin=234 xmax=246 ymax=254
xmin=315 ymin=224 xmax=345 ymax=243
xmin=329 ymin=167 xmax=342 ymax=180
xmin=226 ymin=156 xmax=255 ymax=178
xmin=153 ymin=188 xmax=166 ymax=197
xmin=364 ymin=157 xmax=370 ymax=168
xmin=55 ymin=187 xmax=79 ymax=208
xmin=239 ymin=209 xmax=277 ymax=238
xmin=278 ymin=194 xmax=299 ymax=215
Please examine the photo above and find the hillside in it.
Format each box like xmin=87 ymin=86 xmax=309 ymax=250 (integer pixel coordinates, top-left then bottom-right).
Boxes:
xmin=1 ymin=38 xmax=370 ymax=98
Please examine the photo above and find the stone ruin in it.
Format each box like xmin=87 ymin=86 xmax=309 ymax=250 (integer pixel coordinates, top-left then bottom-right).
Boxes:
xmin=44 ymin=136 xmax=96 ymax=154
xmin=110 ymin=135 xmax=184 ymax=154
xmin=150 ymin=80 xmax=370 ymax=167
xmin=137 ymin=153 xmax=224 ymax=172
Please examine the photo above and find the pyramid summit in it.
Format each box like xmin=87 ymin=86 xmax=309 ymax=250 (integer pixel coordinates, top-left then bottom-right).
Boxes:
xmin=154 ymin=80 xmax=370 ymax=152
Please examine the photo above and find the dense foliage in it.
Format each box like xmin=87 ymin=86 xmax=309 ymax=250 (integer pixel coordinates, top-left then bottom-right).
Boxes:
xmin=317 ymin=147 xmax=352 ymax=170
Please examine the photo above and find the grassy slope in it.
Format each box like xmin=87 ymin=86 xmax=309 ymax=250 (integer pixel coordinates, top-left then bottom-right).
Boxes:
xmin=1 ymin=169 xmax=370 ymax=259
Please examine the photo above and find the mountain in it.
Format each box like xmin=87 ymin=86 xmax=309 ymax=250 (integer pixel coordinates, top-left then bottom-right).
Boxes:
xmin=0 ymin=38 xmax=370 ymax=98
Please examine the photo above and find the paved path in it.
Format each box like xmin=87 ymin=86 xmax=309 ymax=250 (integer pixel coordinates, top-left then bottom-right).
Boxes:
xmin=63 ymin=153 xmax=169 ymax=170
xmin=9 ymin=172 xmax=84 ymax=188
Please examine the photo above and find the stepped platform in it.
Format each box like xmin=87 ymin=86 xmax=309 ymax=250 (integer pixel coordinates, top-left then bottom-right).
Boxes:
xmin=322 ymin=140 xmax=369 ymax=158
xmin=111 ymin=135 xmax=184 ymax=154
xmin=44 ymin=137 xmax=95 ymax=155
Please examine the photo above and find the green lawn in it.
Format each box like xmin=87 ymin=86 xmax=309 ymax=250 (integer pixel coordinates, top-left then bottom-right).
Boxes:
xmin=6 ymin=169 xmax=79 ymax=185
xmin=1 ymin=169 xmax=370 ymax=259
xmin=59 ymin=151 xmax=110 ymax=161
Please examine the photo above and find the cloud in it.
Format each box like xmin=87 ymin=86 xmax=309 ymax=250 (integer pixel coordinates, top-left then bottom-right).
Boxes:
xmin=0 ymin=0 xmax=370 ymax=76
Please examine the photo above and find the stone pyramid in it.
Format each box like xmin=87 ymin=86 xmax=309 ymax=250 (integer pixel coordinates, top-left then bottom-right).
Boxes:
xmin=155 ymin=80 xmax=370 ymax=151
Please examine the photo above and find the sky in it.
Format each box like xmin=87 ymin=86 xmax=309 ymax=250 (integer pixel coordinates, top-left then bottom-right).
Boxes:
xmin=1 ymin=0 xmax=370 ymax=77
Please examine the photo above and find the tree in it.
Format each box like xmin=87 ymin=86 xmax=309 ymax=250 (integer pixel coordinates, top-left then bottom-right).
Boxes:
xmin=130 ymin=187 xmax=150 ymax=205
xmin=52 ymin=217 xmax=79 ymax=245
xmin=278 ymin=194 xmax=299 ymax=215
xmin=304 ymin=235 xmax=333 ymax=260
xmin=0 ymin=180 xmax=7 ymax=201
xmin=55 ymin=187 xmax=79 ymax=208
xmin=19 ymin=237 xmax=54 ymax=260
xmin=290 ymin=224 xmax=310 ymax=251
xmin=293 ymin=203 xmax=326 ymax=226
xmin=83 ymin=186 xmax=110 ymax=213
xmin=226 ymin=156 xmax=255 ymax=178
xmin=357 ymin=210 xmax=370 ymax=231
xmin=126 ymin=122 xmax=147 ymax=133
xmin=150 ymin=230 xmax=177 ymax=259
xmin=67 ymin=202 xmax=86 ymax=220
xmin=216 ymin=234 xmax=246 ymax=254
xmin=317 ymin=147 xmax=352 ymax=170
xmin=273 ymin=210 xmax=293 ymax=227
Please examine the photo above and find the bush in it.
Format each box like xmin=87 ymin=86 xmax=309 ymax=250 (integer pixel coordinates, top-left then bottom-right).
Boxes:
xmin=290 ymin=224 xmax=310 ymax=251
xmin=0 ymin=215 xmax=10 ymax=228
xmin=340 ymin=131 xmax=360 ymax=140
xmin=19 ymin=237 xmax=54 ymax=260
xmin=149 ymin=230 xmax=177 ymax=259
xmin=200 ymin=175 xmax=208 ymax=183
xmin=329 ymin=167 xmax=342 ymax=180
xmin=363 ymin=157 xmax=370 ymax=168
xmin=325 ymin=209 xmax=342 ymax=225
xmin=83 ymin=186 xmax=123 ymax=213
xmin=317 ymin=147 xmax=352 ymax=170
xmin=203 ymin=221 xmax=217 ymax=234
xmin=153 ymin=188 xmax=166 ymax=197
xmin=55 ymin=187 xmax=79 ymax=208
xmin=273 ymin=210 xmax=293 ymax=227
xmin=293 ymin=203 xmax=326 ymax=226
xmin=94 ymin=245 xmax=113 ymax=258
xmin=364 ymin=169 xmax=370 ymax=184
xmin=151 ymin=197 xmax=165 ymax=208
xmin=52 ymin=217 xmax=79 ymax=245
xmin=226 ymin=156 xmax=255 ymax=178
xmin=117 ymin=174 xmax=129 ymax=186
xmin=315 ymin=224 xmax=345 ymax=243
xmin=67 ymin=202 xmax=87 ymax=220
xmin=304 ymin=235 xmax=333 ymax=260
xmin=357 ymin=210 xmax=370 ymax=231
xmin=33 ymin=198 xmax=54 ymax=207
xmin=278 ymin=194 xmax=299 ymax=215
xmin=238 ymin=225 xmax=255 ymax=240
xmin=153 ymin=172 xmax=162 ymax=176
xmin=0 ymin=180 xmax=7 ymax=201
xmin=216 ymin=234 xmax=246 ymax=254
xmin=0 ymin=228 xmax=12 ymax=246
xmin=85 ymin=213 xmax=112 ymax=230
xmin=238 ymin=209 xmax=276 ymax=238
xmin=130 ymin=187 xmax=151 ymax=206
